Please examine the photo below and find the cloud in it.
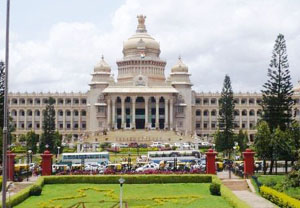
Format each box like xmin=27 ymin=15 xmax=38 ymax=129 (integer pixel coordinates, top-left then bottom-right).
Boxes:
xmin=3 ymin=0 xmax=300 ymax=93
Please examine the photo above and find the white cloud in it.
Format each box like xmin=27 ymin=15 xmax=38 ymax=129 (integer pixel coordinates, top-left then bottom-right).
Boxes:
xmin=3 ymin=0 xmax=300 ymax=93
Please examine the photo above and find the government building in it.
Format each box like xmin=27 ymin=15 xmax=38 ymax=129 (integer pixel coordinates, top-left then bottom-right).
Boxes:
xmin=8 ymin=15 xmax=300 ymax=144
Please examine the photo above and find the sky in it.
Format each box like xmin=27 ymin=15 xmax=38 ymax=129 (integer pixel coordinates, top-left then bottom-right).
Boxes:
xmin=0 ymin=0 xmax=300 ymax=93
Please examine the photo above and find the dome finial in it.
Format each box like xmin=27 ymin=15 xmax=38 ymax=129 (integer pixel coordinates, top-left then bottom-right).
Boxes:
xmin=101 ymin=54 xmax=104 ymax=60
xmin=178 ymin=55 xmax=182 ymax=61
xmin=136 ymin=14 xmax=147 ymax=33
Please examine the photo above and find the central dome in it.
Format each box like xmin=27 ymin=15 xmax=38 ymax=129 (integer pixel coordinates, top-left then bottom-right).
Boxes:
xmin=123 ymin=15 xmax=161 ymax=58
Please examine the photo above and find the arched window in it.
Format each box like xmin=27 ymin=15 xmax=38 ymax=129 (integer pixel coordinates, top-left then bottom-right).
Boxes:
xmin=234 ymin=110 xmax=240 ymax=116
xmin=242 ymin=110 xmax=247 ymax=116
xmin=19 ymin=110 xmax=25 ymax=116
xmin=81 ymin=110 xmax=86 ymax=116
xmin=204 ymin=110 xmax=209 ymax=116
xmin=249 ymin=110 xmax=255 ymax=116
xmin=196 ymin=110 xmax=201 ymax=116
xmin=211 ymin=110 xmax=217 ymax=116
xmin=27 ymin=110 xmax=33 ymax=116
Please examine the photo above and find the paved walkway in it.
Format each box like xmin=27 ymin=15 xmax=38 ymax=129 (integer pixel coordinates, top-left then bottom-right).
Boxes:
xmin=217 ymin=171 xmax=277 ymax=208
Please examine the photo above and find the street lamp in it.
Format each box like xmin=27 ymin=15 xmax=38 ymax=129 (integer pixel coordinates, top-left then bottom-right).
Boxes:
xmin=128 ymin=153 xmax=131 ymax=171
xmin=57 ymin=146 xmax=61 ymax=160
xmin=119 ymin=178 xmax=125 ymax=208
xmin=45 ymin=144 xmax=49 ymax=150
xmin=27 ymin=150 xmax=32 ymax=181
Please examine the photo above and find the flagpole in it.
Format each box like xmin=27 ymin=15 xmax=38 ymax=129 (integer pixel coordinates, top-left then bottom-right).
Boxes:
xmin=2 ymin=0 xmax=10 ymax=207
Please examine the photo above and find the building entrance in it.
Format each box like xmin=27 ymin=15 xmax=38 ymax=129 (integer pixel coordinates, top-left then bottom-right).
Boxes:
xmin=135 ymin=108 xmax=145 ymax=129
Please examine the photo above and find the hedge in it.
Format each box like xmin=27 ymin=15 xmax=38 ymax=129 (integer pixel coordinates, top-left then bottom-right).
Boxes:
xmin=0 ymin=174 xmax=211 ymax=207
xmin=43 ymin=174 xmax=212 ymax=184
xmin=212 ymin=176 xmax=251 ymax=208
xmin=260 ymin=186 xmax=300 ymax=208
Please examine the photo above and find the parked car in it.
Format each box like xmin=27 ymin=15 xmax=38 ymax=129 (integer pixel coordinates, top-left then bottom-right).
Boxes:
xmin=136 ymin=163 xmax=159 ymax=172
xmin=129 ymin=142 xmax=138 ymax=148
xmin=119 ymin=143 xmax=129 ymax=148
xmin=150 ymin=142 xmax=164 ymax=148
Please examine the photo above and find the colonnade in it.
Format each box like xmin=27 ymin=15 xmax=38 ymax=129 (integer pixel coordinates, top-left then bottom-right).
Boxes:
xmin=106 ymin=96 xmax=174 ymax=130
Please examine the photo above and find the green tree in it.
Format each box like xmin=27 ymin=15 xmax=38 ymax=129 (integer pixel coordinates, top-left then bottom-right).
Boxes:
xmin=25 ymin=131 xmax=39 ymax=154
xmin=261 ymin=34 xmax=294 ymax=132
xmin=288 ymin=121 xmax=300 ymax=164
xmin=40 ymin=97 xmax=56 ymax=153
xmin=53 ymin=131 xmax=63 ymax=155
xmin=254 ymin=121 xmax=272 ymax=174
xmin=218 ymin=75 xmax=235 ymax=157
xmin=235 ymin=130 xmax=248 ymax=153
xmin=214 ymin=130 xmax=225 ymax=152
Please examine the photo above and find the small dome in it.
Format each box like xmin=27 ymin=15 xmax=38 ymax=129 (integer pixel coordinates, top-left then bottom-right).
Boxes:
xmin=123 ymin=15 xmax=160 ymax=57
xmin=171 ymin=56 xmax=188 ymax=73
xmin=94 ymin=55 xmax=111 ymax=72
xmin=293 ymin=80 xmax=300 ymax=93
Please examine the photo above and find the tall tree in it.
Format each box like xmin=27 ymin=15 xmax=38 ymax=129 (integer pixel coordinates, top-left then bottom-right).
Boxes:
xmin=261 ymin=34 xmax=294 ymax=132
xmin=218 ymin=75 xmax=235 ymax=157
xmin=40 ymin=97 xmax=56 ymax=153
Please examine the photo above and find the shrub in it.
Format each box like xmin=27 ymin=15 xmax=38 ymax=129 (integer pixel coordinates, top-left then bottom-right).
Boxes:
xmin=29 ymin=184 xmax=42 ymax=196
xmin=43 ymin=174 xmax=212 ymax=184
xmin=210 ymin=182 xmax=221 ymax=196
xmin=260 ymin=186 xmax=300 ymax=208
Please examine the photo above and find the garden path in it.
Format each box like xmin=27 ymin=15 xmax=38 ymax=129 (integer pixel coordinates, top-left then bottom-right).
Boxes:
xmin=217 ymin=171 xmax=277 ymax=208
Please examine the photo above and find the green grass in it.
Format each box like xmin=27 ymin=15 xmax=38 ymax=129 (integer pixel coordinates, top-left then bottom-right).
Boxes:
xmin=257 ymin=175 xmax=300 ymax=200
xmin=15 ymin=183 xmax=233 ymax=208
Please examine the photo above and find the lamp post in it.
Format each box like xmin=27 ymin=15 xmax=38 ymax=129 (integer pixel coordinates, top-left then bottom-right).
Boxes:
xmin=119 ymin=178 xmax=125 ymax=208
xmin=128 ymin=153 xmax=131 ymax=171
xmin=57 ymin=146 xmax=61 ymax=160
xmin=2 ymin=0 xmax=11 ymax=206
xmin=45 ymin=144 xmax=49 ymax=150
xmin=27 ymin=150 xmax=32 ymax=181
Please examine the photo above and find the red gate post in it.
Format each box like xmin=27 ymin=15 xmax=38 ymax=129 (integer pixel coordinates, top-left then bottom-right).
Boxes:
xmin=206 ymin=149 xmax=218 ymax=174
xmin=41 ymin=150 xmax=53 ymax=176
xmin=7 ymin=151 xmax=16 ymax=181
xmin=243 ymin=148 xmax=255 ymax=178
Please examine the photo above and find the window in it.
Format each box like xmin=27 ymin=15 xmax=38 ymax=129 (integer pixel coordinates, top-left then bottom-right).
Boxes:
xmin=196 ymin=123 xmax=200 ymax=128
xmin=177 ymin=107 xmax=184 ymax=114
xmin=211 ymin=98 xmax=216 ymax=105
xmin=204 ymin=123 xmax=208 ymax=129
xmin=66 ymin=111 xmax=71 ymax=116
xmin=195 ymin=99 xmax=201 ymax=104
xmin=98 ymin=106 xmax=105 ymax=113
xmin=196 ymin=110 xmax=201 ymax=116
xmin=81 ymin=110 xmax=86 ymax=116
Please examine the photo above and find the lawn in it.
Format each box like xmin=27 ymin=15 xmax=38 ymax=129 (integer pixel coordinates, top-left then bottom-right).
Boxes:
xmin=15 ymin=183 xmax=233 ymax=208
xmin=257 ymin=175 xmax=300 ymax=200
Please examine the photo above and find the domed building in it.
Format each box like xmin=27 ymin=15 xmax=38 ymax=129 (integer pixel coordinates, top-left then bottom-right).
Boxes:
xmin=7 ymin=15 xmax=300 ymax=144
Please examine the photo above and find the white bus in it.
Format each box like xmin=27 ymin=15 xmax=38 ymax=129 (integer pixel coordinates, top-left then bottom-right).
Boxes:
xmin=148 ymin=150 xmax=201 ymax=163
xmin=61 ymin=152 xmax=109 ymax=165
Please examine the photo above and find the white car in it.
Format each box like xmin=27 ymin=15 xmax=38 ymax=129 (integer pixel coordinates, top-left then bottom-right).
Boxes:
xmin=136 ymin=163 xmax=159 ymax=172
xmin=119 ymin=143 xmax=129 ymax=148
xmin=150 ymin=142 xmax=164 ymax=148
xmin=182 ymin=143 xmax=191 ymax=149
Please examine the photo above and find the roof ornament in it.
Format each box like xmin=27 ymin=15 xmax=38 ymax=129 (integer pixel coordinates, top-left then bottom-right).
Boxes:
xmin=101 ymin=54 xmax=104 ymax=60
xmin=136 ymin=15 xmax=147 ymax=33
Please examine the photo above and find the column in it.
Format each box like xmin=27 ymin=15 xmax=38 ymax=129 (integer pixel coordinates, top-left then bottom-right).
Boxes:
xmin=71 ymin=110 xmax=74 ymax=131
xmin=132 ymin=97 xmax=136 ymax=128
xmin=209 ymin=109 xmax=212 ymax=132
xmin=63 ymin=109 xmax=66 ymax=131
xmin=16 ymin=111 xmax=19 ymax=130
xmin=25 ymin=110 xmax=27 ymax=130
xmin=121 ymin=97 xmax=125 ymax=128
xmin=55 ymin=109 xmax=58 ymax=130
xmin=112 ymin=99 xmax=116 ymax=129
xmin=155 ymin=97 xmax=159 ymax=128
xmin=247 ymin=110 xmax=250 ymax=129
xmin=40 ymin=109 xmax=43 ymax=131
xmin=32 ymin=111 xmax=35 ymax=130
xmin=164 ymin=99 xmax=169 ymax=129
xmin=170 ymin=99 xmax=173 ymax=130
xmin=145 ymin=97 xmax=149 ymax=128
xmin=78 ymin=109 xmax=81 ymax=131
xmin=107 ymin=99 xmax=111 ymax=129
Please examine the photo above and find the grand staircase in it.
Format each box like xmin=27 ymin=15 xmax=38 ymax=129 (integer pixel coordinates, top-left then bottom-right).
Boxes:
xmin=86 ymin=129 xmax=194 ymax=144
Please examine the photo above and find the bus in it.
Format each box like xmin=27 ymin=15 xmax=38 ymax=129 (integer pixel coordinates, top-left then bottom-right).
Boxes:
xmin=61 ymin=152 xmax=109 ymax=165
xmin=147 ymin=150 xmax=201 ymax=163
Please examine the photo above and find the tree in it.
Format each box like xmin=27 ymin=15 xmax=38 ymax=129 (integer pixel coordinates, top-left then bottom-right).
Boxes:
xmin=261 ymin=34 xmax=294 ymax=132
xmin=254 ymin=121 xmax=273 ymax=174
xmin=25 ymin=131 xmax=39 ymax=154
xmin=235 ymin=130 xmax=248 ymax=153
xmin=40 ymin=97 xmax=56 ymax=153
xmin=288 ymin=121 xmax=300 ymax=164
xmin=217 ymin=75 xmax=235 ymax=157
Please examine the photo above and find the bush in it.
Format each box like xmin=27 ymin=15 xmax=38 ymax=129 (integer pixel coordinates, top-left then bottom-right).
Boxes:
xmin=260 ymin=186 xmax=300 ymax=208
xmin=43 ymin=174 xmax=212 ymax=184
xmin=210 ymin=182 xmax=221 ymax=196
xmin=29 ymin=184 xmax=42 ymax=196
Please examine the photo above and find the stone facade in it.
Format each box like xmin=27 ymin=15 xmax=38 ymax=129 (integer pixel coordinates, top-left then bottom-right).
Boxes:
xmin=8 ymin=15 xmax=300 ymax=142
